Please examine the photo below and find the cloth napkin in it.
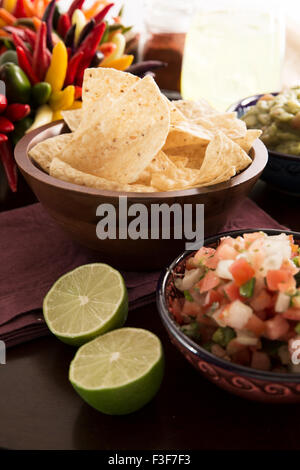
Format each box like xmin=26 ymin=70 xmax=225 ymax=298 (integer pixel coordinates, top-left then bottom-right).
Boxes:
xmin=0 ymin=199 xmax=287 ymax=348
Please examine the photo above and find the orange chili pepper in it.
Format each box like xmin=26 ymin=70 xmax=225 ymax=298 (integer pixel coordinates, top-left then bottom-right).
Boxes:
xmin=83 ymin=1 xmax=107 ymax=20
xmin=0 ymin=29 xmax=10 ymax=37
xmin=33 ymin=16 xmax=41 ymax=31
xmin=0 ymin=8 xmax=17 ymax=25
xmin=23 ymin=0 xmax=36 ymax=17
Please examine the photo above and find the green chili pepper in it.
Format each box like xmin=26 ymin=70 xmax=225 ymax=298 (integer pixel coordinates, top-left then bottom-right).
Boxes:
xmin=0 ymin=62 xmax=31 ymax=104
xmin=295 ymin=323 xmax=300 ymax=335
xmin=31 ymin=82 xmax=52 ymax=107
xmin=0 ymin=50 xmax=18 ymax=67
xmin=293 ymin=257 xmax=300 ymax=268
xmin=239 ymin=278 xmax=256 ymax=298
xmin=180 ymin=323 xmax=201 ymax=341
xmin=212 ymin=327 xmax=236 ymax=348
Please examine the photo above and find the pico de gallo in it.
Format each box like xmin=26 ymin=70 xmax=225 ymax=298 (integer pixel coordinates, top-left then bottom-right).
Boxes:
xmin=172 ymin=232 xmax=300 ymax=373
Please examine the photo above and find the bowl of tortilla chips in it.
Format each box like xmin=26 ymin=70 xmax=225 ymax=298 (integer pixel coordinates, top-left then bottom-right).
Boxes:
xmin=15 ymin=68 xmax=268 ymax=270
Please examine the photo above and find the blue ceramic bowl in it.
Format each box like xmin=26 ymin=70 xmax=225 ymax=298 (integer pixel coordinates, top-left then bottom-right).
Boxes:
xmin=228 ymin=94 xmax=300 ymax=197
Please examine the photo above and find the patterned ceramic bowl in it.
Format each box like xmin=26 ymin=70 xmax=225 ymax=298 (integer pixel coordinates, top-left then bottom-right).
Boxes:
xmin=228 ymin=94 xmax=300 ymax=197
xmin=157 ymin=229 xmax=300 ymax=403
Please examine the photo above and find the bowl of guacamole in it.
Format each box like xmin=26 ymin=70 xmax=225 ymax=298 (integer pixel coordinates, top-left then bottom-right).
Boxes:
xmin=229 ymin=88 xmax=300 ymax=196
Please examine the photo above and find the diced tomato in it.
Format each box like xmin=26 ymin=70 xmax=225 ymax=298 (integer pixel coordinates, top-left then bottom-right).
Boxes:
xmin=203 ymin=289 xmax=223 ymax=307
xmin=194 ymin=247 xmax=218 ymax=269
xmin=282 ymin=308 xmax=300 ymax=321
xmin=182 ymin=300 xmax=201 ymax=318
xmin=229 ymin=258 xmax=255 ymax=287
xmin=197 ymin=271 xmax=220 ymax=293
xmin=171 ymin=298 xmax=184 ymax=325
xmin=185 ymin=256 xmax=197 ymax=270
xmin=264 ymin=315 xmax=290 ymax=340
xmin=251 ymin=351 xmax=271 ymax=371
xmin=223 ymin=282 xmax=243 ymax=302
xmin=216 ymin=243 xmax=238 ymax=261
xmin=245 ymin=314 xmax=266 ymax=336
xmin=255 ymin=310 xmax=268 ymax=321
xmin=243 ymin=232 xmax=265 ymax=245
xmin=250 ymin=288 xmax=273 ymax=311
xmin=266 ymin=269 xmax=295 ymax=292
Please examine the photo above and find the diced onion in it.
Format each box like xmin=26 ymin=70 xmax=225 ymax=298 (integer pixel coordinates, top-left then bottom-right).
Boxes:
xmin=215 ymin=260 xmax=234 ymax=280
xmin=275 ymin=292 xmax=291 ymax=313
xmin=175 ymin=268 xmax=203 ymax=291
xmin=236 ymin=330 xmax=259 ymax=346
xmin=225 ymin=300 xmax=253 ymax=330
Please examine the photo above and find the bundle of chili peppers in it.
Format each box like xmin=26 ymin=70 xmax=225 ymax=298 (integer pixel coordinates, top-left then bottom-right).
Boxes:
xmin=0 ymin=0 xmax=165 ymax=192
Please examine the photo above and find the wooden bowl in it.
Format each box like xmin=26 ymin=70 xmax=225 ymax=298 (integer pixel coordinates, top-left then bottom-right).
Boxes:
xmin=14 ymin=122 xmax=268 ymax=271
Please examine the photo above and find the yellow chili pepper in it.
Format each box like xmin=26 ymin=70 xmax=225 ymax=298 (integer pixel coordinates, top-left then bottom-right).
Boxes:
xmin=52 ymin=110 xmax=63 ymax=122
xmin=67 ymin=100 xmax=82 ymax=110
xmin=72 ymin=8 xmax=86 ymax=45
xmin=100 ymin=54 xmax=134 ymax=71
xmin=100 ymin=33 xmax=126 ymax=66
xmin=49 ymin=86 xmax=75 ymax=111
xmin=26 ymin=105 xmax=53 ymax=133
xmin=2 ymin=0 xmax=17 ymax=13
xmin=45 ymin=41 xmax=68 ymax=93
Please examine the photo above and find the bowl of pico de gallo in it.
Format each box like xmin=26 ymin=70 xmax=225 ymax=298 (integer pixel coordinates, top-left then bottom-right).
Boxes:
xmin=157 ymin=229 xmax=300 ymax=403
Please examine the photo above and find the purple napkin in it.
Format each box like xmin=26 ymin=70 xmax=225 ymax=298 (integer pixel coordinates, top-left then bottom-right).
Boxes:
xmin=0 ymin=199 xmax=287 ymax=348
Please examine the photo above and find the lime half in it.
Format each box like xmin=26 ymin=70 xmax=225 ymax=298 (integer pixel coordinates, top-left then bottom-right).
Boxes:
xmin=43 ymin=264 xmax=128 ymax=346
xmin=69 ymin=328 xmax=164 ymax=415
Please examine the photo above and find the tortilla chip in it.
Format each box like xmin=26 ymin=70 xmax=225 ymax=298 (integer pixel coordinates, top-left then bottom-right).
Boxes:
xmin=49 ymin=158 xmax=157 ymax=192
xmin=175 ymin=98 xmax=218 ymax=120
xmin=61 ymin=109 xmax=82 ymax=131
xmin=168 ymin=155 xmax=189 ymax=168
xmin=28 ymin=133 xmax=73 ymax=172
xmin=164 ymin=121 xmax=211 ymax=151
xmin=234 ymin=129 xmax=262 ymax=154
xmin=193 ymin=113 xmax=247 ymax=140
xmin=164 ymin=145 xmax=207 ymax=169
xmin=59 ymin=75 xmax=170 ymax=184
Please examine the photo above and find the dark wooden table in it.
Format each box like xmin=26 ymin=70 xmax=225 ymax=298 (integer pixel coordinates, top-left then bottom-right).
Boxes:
xmin=1 ymin=179 xmax=300 ymax=450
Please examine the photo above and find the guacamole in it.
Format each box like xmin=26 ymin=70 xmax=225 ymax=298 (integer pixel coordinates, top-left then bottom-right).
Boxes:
xmin=242 ymin=87 xmax=300 ymax=156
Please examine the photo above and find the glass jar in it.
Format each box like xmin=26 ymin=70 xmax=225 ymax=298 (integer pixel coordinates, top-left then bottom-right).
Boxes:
xmin=181 ymin=0 xmax=286 ymax=110
xmin=142 ymin=0 xmax=195 ymax=93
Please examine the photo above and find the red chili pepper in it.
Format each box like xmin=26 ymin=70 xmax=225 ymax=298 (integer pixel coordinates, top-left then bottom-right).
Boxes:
xmin=0 ymin=94 xmax=7 ymax=113
xmin=32 ymin=22 xmax=48 ymax=81
xmin=0 ymin=116 xmax=14 ymax=133
xmin=24 ymin=28 xmax=37 ymax=50
xmin=5 ymin=103 xmax=30 ymax=122
xmin=74 ymin=22 xmax=106 ymax=85
xmin=0 ymin=140 xmax=17 ymax=192
xmin=67 ymin=0 xmax=85 ymax=21
xmin=57 ymin=12 xmax=71 ymax=39
xmin=99 ymin=41 xmax=116 ymax=56
xmin=94 ymin=3 xmax=114 ymax=24
xmin=13 ymin=0 xmax=27 ymax=18
xmin=74 ymin=86 xmax=82 ymax=100
xmin=0 ymin=133 xmax=8 ymax=142
xmin=64 ymin=50 xmax=83 ymax=87
xmin=12 ymin=32 xmax=32 ymax=64
xmin=16 ymin=46 xmax=39 ymax=85
xmin=3 ymin=25 xmax=27 ymax=40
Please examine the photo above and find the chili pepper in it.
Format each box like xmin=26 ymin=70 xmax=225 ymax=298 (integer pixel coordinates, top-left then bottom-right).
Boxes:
xmin=13 ymin=0 xmax=27 ymax=18
xmin=74 ymin=85 xmax=81 ymax=100
xmin=94 ymin=3 xmax=114 ymax=24
xmin=0 ymin=133 xmax=8 ymax=142
xmin=0 ymin=94 xmax=7 ymax=113
xmin=23 ymin=27 xmax=37 ymax=49
xmin=57 ymin=12 xmax=71 ymax=39
xmin=67 ymin=0 xmax=85 ymax=21
xmin=10 ymin=115 xmax=33 ymax=145
xmin=99 ymin=21 xmax=109 ymax=44
xmin=31 ymin=81 xmax=52 ymax=106
xmin=26 ymin=104 xmax=52 ymax=133
xmin=0 ymin=49 xmax=18 ymax=66
xmin=64 ymin=23 xmax=76 ymax=49
xmin=77 ymin=18 xmax=95 ymax=46
xmin=101 ymin=54 xmax=134 ymax=71
xmin=72 ymin=8 xmax=86 ymax=44
xmin=89 ymin=49 xmax=104 ymax=67
xmin=67 ymin=99 xmax=82 ymax=110
xmin=99 ymin=41 xmax=116 ymax=57
xmin=53 ymin=5 xmax=60 ymax=31
xmin=0 ymin=37 xmax=14 ymax=50
xmin=84 ymin=1 xmax=105 ymax=20
xmin=12 ymin=32 xmax=32 ymax=64
xmin=22 ymin=0 xmax=36 ymax=17
xmin=3 ymin=25 xmax=27 ymax=40
xmin=45 ymin=40 xmax=67 ymax=92
xmin=2 ymin=0 xmax=17 ymax=14
xmin=100 ymin=32 xmax=125 ymax=66
xmin=0 ymin=116 xmax=14 ymax=133
xmin=0 ymin=62 xmax=31 ymax=103
xmin=64 ymin=50 xmax=83 ymax=86
xmin=32 ymin=21 xmax=48 ymax=81
xmin=49 ymin=85 xmax=74 ymax=111
xmin=0 ymin=8 xmax=17 ymax=26
xmin=0 ymin=139 xmax=17 ymax=192
xmin=32 ymin=16 xmax=41 ymax=32
xmin=42 ymin=0 xmax=56 ymax=51
xmin=16 ymin=46 xmax=39 ymax=84
xmin=5 ymin=103 xmax=30 ymax=121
